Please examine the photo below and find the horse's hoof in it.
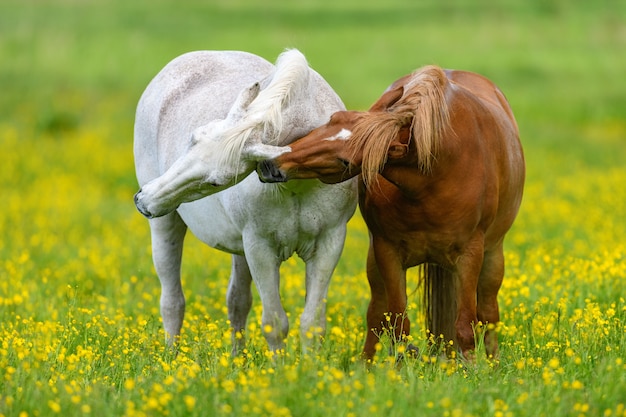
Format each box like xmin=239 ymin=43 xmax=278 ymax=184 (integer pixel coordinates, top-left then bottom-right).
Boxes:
xmin=405 ymin=343 xmax=420 ymax=357
xmin=396 ymin=343 xmax=420 ymax=364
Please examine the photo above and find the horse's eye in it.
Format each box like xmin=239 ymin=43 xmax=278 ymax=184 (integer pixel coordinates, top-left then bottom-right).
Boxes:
xmin=202 ymin=177 xmax=220 ymax=188
xmin=338 ymin=158 xmax=350 ymax=168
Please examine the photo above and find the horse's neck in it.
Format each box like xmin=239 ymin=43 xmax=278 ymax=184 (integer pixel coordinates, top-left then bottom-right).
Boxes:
xmin=278 ymin=74 xmax=343 ymax=147
xmin=279 ymin=104 xmax=324 ymax=146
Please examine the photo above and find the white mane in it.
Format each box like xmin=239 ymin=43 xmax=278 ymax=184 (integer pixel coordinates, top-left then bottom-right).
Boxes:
xmin=218 ymin=49 xmax=311 ymax=169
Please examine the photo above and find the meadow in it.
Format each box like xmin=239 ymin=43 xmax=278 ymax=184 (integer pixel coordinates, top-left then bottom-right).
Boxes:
xmin=1 ymin=0 xmax=625 ymax=416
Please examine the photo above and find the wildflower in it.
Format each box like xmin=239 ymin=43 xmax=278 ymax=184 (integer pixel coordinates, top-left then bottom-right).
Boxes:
xmin=329 ymin=382 xmax=342 ymax=396
xmin=184 ymin=395 xmax=196 ymax=411
xmin=516 ymin=392 xmax=529 ymax=404
xmin=48 ymin=400 xmax=61 ymax=413
xmin=548 ymin=357 xmax=560 ymax=369
xmin=222 ymin=380 xmax=236 ymax=393
xmin=330 ymin=326 xmax=345 ymax=339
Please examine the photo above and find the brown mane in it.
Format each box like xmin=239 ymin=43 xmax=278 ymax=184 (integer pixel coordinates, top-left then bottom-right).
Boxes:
xmin=349 ymin=65 xmax=451 ymax=185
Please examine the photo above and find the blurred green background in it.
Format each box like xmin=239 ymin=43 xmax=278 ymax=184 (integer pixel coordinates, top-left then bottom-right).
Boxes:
xmin=2 ymin=0 xmax=624 ymax=166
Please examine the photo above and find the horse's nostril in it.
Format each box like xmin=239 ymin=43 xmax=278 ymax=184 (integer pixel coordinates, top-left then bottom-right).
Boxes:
xmin=258 ymin=160 xmax=286 ymax=183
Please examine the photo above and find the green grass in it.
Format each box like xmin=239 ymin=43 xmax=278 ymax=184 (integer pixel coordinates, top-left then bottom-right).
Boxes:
xmin=1 ymin=0 xmax=625 ymax=416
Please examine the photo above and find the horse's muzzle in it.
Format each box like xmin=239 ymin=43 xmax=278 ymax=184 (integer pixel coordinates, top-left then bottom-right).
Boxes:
xmin=257 ymin=160 xmax=287 ymax=183
xmin=134 ymin=189 xmax=155 ymax=219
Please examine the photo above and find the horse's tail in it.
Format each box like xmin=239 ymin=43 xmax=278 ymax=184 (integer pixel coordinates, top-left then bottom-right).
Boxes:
xmin=422 ymin=263 xmax=457 ymax=350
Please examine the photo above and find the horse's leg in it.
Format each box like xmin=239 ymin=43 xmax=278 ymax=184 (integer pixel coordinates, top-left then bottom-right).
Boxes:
xmin=149 ymin=211 xmax=188 ymax=346
xmin=454 ymin=236 xmax=485 ymax=359
xmin=362 ymin=243 xmax=387 ymax=360
xmin=376 ymin=242 xmax=409 ymax=350
xmin=363 ymin=238 xmax=407 ymax=360
xmin=227 ymin=254 xmax=253 ymax=356
xmin=477 ymin=244 xmax=505 ymax=359
xmin=300 ymin=228 xmax=346 ymax=353
xmin=242 ymin=235 xmax=288 ymax=353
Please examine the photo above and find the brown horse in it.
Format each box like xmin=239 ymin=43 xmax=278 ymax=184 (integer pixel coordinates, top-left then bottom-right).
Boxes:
xmin=257 ymin=66 xmax=525 ymax=360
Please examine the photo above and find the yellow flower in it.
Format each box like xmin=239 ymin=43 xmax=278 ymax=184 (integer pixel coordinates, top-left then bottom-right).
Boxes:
xmin=48 ymin=400 xmax=61 ymax=413
xmin=222 ymin=380 xmax=236 ymax=393
xmin=184 ymin=395 xmax=196 ymax=411
xmin=516 ymin=392 xmax=529 ymax=404
xmin=146 ymin=397 xmax=159 ymax=410
xmin=124 ymin=379 xmax=135 ymax=390
xmin=329 ymin=382 xmax=342 ymax=396
xmin=548 ymin=357 xmax=560 ymax=369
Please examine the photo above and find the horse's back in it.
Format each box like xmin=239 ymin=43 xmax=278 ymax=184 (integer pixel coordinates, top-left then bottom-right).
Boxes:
xmin=134 ymin=51 xmax=274 ymax=185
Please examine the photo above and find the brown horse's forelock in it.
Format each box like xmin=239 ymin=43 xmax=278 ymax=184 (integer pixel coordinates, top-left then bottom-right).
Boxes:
xmin=348 ymin=66 xmax=450 ymax=186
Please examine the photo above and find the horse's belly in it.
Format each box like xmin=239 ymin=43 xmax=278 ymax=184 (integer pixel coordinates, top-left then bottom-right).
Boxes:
xmin=177 ymin=198 xmax=245 ymax=255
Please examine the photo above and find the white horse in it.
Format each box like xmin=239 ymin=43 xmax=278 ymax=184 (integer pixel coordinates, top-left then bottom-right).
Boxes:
xmin=133 ymin=50 xmax=357 ymax=354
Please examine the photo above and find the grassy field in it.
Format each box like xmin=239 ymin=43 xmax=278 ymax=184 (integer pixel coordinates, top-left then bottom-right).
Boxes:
xmin=1 ymin=0 xmax=625 ymax=416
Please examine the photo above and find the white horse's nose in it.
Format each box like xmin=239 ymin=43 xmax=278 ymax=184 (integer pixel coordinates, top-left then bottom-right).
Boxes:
xmin=134 ymin=189 xmax=154 ymax=219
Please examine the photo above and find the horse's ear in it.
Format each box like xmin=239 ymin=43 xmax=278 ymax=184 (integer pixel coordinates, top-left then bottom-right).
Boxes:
xmin=228 ymin=82 xmax=261 ymax=119
xmin=369 ymin=86 xmax=403 ymax=112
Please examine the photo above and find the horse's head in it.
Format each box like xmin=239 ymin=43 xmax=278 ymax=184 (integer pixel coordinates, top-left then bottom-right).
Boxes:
xmin=256 ymin=110 xmax=362 ymax=184
xmin=257 ymin=86 xmax=411 ymax=185
xmin=134 ymin=82 xmax=290 ymax=219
